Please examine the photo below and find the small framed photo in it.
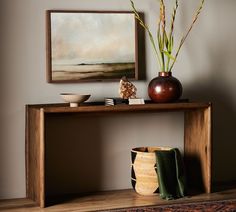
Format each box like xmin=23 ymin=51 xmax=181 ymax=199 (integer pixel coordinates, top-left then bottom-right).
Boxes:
xmin=46 ymin=10 xmax=138 ymax=83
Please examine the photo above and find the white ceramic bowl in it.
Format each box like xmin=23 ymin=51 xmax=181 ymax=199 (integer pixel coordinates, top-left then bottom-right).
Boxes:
xmin=60 ymin=93 xmax=91 ymax=107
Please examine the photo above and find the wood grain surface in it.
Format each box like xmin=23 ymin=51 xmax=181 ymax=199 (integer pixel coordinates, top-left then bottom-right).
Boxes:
xmin=25 ymin=102 xmax=212 ymax=208
xmin=184 ymin=105 xmax=212 ymax=193
xmin=1 ymin=188 xmax=236 ymax=212
xmin=26 ymin=108 xmax=45 ymax=207
xmin=31 ymin=102 xmax=211 ymax=113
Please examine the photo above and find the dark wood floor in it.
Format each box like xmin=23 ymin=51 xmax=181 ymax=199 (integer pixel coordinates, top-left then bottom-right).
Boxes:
xmin=1 ymin=187 xmax=236 ymax=212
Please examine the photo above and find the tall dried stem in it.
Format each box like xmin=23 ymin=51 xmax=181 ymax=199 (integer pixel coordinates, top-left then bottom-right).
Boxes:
xmin=131 ymin=0 xmax=162 ymax=70
xmin=160 ymin=0 xmax=166 ymax=71
xmin=166 ymin=0 xmax=179 ymax=71
xmin=131 ymin=0 xmax=205 ymax=73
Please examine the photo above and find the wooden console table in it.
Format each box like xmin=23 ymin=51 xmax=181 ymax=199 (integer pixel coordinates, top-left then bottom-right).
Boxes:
xmin=26 ymin=102 xmax=212 ymax=208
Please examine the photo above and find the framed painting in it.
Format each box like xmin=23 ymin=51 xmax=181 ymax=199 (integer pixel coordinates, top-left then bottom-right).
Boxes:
xmin=46 ymin=10 xmax=138 ymax=83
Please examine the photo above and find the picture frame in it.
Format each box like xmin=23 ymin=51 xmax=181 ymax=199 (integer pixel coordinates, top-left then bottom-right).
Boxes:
xmin=46 ymin=10 xmax=138 ymax=83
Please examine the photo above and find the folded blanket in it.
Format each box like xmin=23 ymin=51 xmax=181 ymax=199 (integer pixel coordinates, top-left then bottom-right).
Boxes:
xmin=155 ymin=148 xmax=187 ymax=200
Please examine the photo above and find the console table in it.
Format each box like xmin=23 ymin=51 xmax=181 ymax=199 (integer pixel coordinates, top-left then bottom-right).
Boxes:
xmin=25 ymin=102 xmax=212 ymax=208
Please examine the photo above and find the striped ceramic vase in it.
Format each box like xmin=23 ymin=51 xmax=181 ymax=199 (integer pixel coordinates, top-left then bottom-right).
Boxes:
xmin=131 ymin=146 xmax=171 ymax=195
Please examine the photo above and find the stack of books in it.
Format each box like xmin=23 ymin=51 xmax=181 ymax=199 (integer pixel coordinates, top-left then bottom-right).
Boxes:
xmin=105 ymin=98 xmax=115 ymax=106
xmin=105 ymin=98 xmax=128 ymax=106
xmin=128 ymin=98 xmax=145 ymax=105
xmin=105 ymin=98 xmax=145 ymax=106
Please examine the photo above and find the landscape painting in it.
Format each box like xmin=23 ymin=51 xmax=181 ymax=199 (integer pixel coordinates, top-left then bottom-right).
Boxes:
xmin=47 ymin=11 xmax=138 ymax=82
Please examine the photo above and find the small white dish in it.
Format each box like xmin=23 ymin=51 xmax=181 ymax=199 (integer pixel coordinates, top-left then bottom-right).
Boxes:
xmin=60 ymin=93 xmax=91 ymax=107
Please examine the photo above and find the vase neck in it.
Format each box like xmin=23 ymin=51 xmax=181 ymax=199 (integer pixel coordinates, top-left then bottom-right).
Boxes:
xmin=159 ymin=72 xmax=172 ymax=77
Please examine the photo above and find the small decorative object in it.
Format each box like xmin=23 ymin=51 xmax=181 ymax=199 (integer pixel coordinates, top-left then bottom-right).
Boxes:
xmin=131 ymin=0 xmax=205 ymax=102
xmin=105 ymin=98 xmax=115 ymax=106
xmin=46 ymin=11 xmax=138 ymax=83
xmin=131 ymin=146 xmax=171 ymax=196
xmin=60 ymin=93 xmax=90 ymax=107
xmin=128 ymin=98 xmax=145 ymax=105
xmin=105 ymin=98 xmax=128 ymax=106
xmin=119 ymin=76 xmax=137 ymax=99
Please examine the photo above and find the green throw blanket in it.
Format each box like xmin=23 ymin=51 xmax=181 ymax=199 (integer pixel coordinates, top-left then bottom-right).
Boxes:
xmin=155 ymin=148 xmax=187 ymax=200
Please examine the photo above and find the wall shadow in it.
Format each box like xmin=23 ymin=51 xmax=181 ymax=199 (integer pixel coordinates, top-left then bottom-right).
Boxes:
xmin=177 ymin=0 xmax=236 ymax=187
xmin=183 ymin=48 xmax=236 ymax=186
xmin=185 ymin=155 xmax=204 ymax=194
xmin=45 ymin=113 xmax=104 ymax=205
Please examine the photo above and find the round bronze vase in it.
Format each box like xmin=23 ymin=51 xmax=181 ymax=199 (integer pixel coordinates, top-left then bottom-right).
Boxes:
xmin=131 ymin=147 xmax=171 ymax=196
xmin=148 ymin=72 xmax=182 ymax=103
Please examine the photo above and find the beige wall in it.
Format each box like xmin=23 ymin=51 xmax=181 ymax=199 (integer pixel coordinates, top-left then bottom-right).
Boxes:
xmin=0 ymin=0 xmax=236 ymax=199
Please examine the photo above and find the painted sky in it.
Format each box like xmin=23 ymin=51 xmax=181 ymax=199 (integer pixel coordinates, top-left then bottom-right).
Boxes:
xmin=51 ymin=13 xmax=136 ymax=65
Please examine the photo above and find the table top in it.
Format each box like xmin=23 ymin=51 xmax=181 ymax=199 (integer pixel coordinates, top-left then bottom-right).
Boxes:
xmin=26 ymin=101 xmax=211 ymax=114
